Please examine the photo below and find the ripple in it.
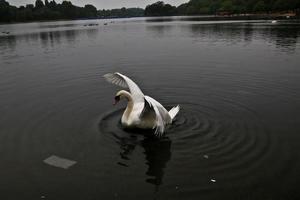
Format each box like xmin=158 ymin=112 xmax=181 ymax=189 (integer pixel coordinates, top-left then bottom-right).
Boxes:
xmin=98 ymin=94 xmax=292 ymax=190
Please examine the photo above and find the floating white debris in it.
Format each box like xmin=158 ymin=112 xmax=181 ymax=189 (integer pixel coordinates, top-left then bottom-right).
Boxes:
xmin=210 ymin=179 xmax=216 ymax=183
xmin=271 ymin=20 xmax=277 ymax=24
xmin=44 ymin=155 xmax=77 ymax=169
xmin=203 ymin=155 xmax=209 ymax=159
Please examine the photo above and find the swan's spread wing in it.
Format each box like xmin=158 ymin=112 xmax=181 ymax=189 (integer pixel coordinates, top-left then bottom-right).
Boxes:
xmin=140 ymin=98 xmax=155 ymax=120
xmin=103 ymin=72 xmax=144 ymax=103
xmin=145 ymin=96 xmax=171 ymax=123
xmin=144 ymin=96 xmax=171 ymax=137
xmin=103 ymin=73 xmax=127 ymax=88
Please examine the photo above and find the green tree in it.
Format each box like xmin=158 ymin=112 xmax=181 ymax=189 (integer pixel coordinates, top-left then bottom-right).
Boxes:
xmin=0 ymin=0 xmax=11 ymax=22
xmin=45 ymin=0 xmax=49 ymax=7
xmin=48 ymin=0 xmax=57 ymax=9
xmin=221 ymin=0 xmax=234 ymax=12
xmin=35 ymin=0 xmax=44 ymax=9
xmin=253 ymin=1 xmax=266 ymax=12
xmin=84 ymin=4 xmax=97 ymax=17
xmin=145 ymin=1 xmax=176 ymax=16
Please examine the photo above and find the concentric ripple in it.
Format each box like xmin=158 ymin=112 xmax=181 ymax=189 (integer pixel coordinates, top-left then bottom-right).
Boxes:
xmin=98 ymin=95 xmax=293 ymax=192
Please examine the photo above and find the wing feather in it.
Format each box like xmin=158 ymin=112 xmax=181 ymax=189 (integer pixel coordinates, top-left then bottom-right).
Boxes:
xmin=103 ymin=72 xmax=144 ymax=102
xmin=144 ymin=96 xmax=168 ymax=137
xmin=145 ymin=96 xmax=171 ymax=124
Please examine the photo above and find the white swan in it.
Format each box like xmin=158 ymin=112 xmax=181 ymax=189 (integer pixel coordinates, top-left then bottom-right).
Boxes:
xmin=104 ymin=72 xmax=180 ymax=137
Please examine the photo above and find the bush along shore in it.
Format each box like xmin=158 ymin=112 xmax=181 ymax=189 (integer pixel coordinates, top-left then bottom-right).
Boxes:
xmin=0 ymin=0 xmax=143 ymax=23
xmin=0 ymin=0 xmax=299 ymax=24
xmin=145 ymin=1 xmax=300 ymax=17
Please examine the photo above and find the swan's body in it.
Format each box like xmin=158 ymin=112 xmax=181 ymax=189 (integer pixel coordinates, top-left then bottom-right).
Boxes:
xmin=104 ymin=72 xmax=180 ymax=137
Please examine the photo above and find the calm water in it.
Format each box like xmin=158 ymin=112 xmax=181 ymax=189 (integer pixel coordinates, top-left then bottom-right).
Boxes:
xmin=0 ymin=17 xmax=300 ymax=200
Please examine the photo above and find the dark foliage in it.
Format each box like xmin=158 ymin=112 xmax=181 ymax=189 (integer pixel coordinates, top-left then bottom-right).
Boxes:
xmin=145 ymin=1 xmax=177 ymax=16
xmin=98 ymin=7 xmax=144 ymax=18
xmin=0 ymin=0 xmax=99 ymax=22
xmin=145 ymin=0 xmax=300 ymax=16
xmin=1 ymin=0 xmax=299 ymax=23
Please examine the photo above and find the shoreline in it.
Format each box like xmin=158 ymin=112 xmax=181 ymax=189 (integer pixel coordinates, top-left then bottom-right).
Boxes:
xmin=0 ymin=14 xmax=299 ymax=26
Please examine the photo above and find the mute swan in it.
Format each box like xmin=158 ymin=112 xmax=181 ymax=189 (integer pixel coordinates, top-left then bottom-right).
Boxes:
xmin=104 ymin=72 xmax=180 ymax=137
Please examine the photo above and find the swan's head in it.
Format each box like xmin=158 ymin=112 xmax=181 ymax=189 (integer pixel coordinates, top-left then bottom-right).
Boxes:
xmin=113 ymin=90 xmax=131 ymax=105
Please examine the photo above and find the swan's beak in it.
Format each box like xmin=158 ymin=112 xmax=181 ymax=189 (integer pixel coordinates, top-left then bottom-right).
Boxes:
xmin=113 ymin=96 xmax=120 ymax=105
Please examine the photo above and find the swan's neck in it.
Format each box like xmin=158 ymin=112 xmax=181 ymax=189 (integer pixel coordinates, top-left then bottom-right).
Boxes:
xmin=120 ymin=91 xmax=133 ymax=120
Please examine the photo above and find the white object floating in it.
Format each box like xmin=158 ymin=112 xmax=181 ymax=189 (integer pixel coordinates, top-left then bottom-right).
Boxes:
xmin=271 ymin=20 xmax=277 ymax=23
xmin=210 ymin=179 xmax=216 ymax=183
xmin=203 ymin=155 xmax=209 ymax=159
xmin=44 ymin=155 xmax=77 ymax=169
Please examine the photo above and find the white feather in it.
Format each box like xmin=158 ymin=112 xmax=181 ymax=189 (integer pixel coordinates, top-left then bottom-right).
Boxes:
xmin=104 ymin=72 xmax=180 ymax=137
xmin=169 ymin=105 xmax=180 ymax=120
xmin=103 ymin=72 xmax=144 ymax=103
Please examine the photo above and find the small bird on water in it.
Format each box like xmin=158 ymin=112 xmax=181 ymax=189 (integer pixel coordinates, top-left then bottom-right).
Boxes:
xmin=104 ymin=72 xmax=180 ymax=137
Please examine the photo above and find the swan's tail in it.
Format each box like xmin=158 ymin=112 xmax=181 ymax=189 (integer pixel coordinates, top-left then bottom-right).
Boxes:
xmin=169 ymin=105 xmax=180 ymax=121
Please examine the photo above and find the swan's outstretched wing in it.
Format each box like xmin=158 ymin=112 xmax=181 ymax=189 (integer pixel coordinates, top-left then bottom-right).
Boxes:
xmin=144 ymin=96 xmax=171 ymax=137
xmin=103 ymin=72 xmax=144 ymax=103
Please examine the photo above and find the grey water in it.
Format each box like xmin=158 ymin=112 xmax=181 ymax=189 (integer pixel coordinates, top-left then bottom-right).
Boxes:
xmin=0 ymin=16 xmax=300 ymax=200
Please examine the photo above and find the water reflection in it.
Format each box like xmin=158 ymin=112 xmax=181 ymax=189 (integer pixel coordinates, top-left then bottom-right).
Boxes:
xmin=145 ymin=16 xmax=216 ymax=22
xmin=38 ymin=23 xmax=80 ymax=29
xmin=146 ymin=25 xmax=173 ymax=37
xmin=142 ymin=137 xmax=171 ymax=186
xmin=183 ymin=22 xmax=300 ymax=52
xmin=115 ymin=132 xmax=171 ymax=186
xmin=0 ymin=28 xmax=99 ymax=52
xmin=265 ymin=24 xmax=300 ymax=52
xmin=0 ymin=35 xmax=16 ymax=53
xmin=144 ymin=19 xmax=300 ymax=52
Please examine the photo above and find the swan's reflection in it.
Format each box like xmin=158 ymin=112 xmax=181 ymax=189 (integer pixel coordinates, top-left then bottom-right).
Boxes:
xmin=142 ymin=136 xmax=171 ymax=186
xmin=113 ymin=131 xmax=172 ymax=186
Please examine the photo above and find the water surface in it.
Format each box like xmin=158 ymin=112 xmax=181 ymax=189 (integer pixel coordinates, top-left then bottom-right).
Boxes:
xmin=0 ymin=17 xmax=300 ymax=200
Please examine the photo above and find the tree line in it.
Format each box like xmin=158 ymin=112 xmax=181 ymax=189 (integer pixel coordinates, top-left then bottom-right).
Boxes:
xmin=0 ymin=0 xmax=143 ymax=23
xmin=98 ymin=8 xmax=144 ymax=18
xmin=1 ymin=0 xmax=300 ymax=23
xmin=145 ymin=0 xmax=300 ymax=16
xmin=0 ymin=0 xmax=98 ymax=22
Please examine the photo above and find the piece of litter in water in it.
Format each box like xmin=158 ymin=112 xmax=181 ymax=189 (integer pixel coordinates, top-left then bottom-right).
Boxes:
xmin=203 ymin=155 xmax=209 ymax=159
xmin=175 ymin=186 xmax=179 ymax=190
xmin=210 ymin=179 xmax=216 ymax=183
xmin=44 ymin=155 xmax=77 ymax=169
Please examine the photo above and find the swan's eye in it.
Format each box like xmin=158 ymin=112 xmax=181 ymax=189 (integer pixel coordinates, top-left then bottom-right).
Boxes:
xmin=113 ymin=95 xmax=121 ymax=105
xmin=114 ymin=95 xmax=120 ymax=101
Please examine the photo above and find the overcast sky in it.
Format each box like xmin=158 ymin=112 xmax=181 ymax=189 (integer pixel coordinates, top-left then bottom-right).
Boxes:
xmin=8 ymin=0 xmax=187 ymax=9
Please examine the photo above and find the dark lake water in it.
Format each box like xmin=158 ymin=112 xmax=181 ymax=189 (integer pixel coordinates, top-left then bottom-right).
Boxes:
xmin=0 ymin=16 xmax=300 ymax=200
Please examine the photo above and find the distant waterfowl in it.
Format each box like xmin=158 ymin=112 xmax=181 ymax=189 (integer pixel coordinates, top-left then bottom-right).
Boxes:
xmin=104 ymin=72 xmax=180 ymax=137
xmin=271 ymin=20 xmax=277 ymax=24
